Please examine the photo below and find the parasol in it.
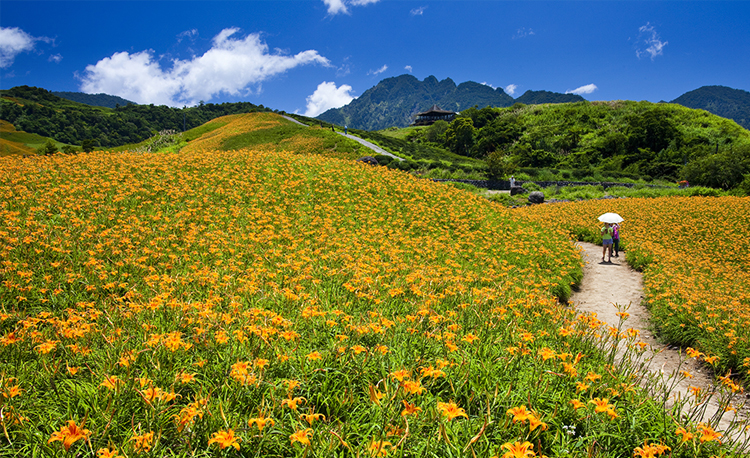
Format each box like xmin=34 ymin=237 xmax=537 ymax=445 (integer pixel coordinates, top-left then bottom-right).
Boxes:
xmin=597 ymin=212 xmax=624 ymax=224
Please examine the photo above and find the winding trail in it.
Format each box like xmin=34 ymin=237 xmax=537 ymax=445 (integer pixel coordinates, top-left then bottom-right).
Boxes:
xmin=281 ymin=115 xmax=404 ymax=162
xmin=571 ymin=242 xmax=749 ymax=446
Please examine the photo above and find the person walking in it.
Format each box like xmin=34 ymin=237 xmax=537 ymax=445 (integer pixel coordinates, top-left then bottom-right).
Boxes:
xmin=509 ymin=175 xmax=516 ymax=188
xmin=601 ymin=222 xmax=614 ymax=262
xmin=612 ymin=223 xmax=620 ymax=258
xmin=345 ymin=125 xmax=348 ymax=135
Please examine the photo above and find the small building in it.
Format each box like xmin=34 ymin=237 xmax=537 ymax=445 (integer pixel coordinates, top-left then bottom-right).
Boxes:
xmin=411 ymin=105 xmax=456 ymax=126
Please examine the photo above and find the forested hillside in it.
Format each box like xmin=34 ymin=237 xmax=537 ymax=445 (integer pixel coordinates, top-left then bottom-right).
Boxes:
xmin=406 ymin=101 xmax=750 ymax=188
xmin=316 ymin=74 xmax=583 ymax=130
xmin=0 ymin=86 xmax=272 ymax=147
xmin=514 ymin=90 xmax=584 ymax=105
xmin=52 ymin=91 xmax=135 ymax=109
xmin=671 ymin=85 xmax=750 ymax=130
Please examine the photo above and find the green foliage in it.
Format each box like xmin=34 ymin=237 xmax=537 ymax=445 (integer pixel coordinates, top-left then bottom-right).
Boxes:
xmin=444 ymin=117 xmax=476 ymax=156
xmin=452 ymin=100 xmax=750 ymax=186
xmin=52 ymin=91 xmax=135 ymax=108
xmin=485 ymin=150 xmax=518 ymax=180
xmin=514 ymin=90 xmax=585 ymax=104
xmin=424 ymin=119 xmax=449 ymax=143
xmin=680 ymin=150 xmax=750 ymax=190
xmin=671 ymin=85 xmax=750 ymax=130
xmin=737 ymin=174 xmax=750 ymax=196
xmin=490 ymin=184 xmax=731 ymax=207
xmin=0 ymin=86 xmax=272 ymax=148
xmin=36 ymin=139 xmax=57 ymax=156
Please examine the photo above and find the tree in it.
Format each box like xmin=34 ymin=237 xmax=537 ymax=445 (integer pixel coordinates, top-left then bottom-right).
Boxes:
xmin=626 ymin=108 xmax=679 ymax=154
xmin=424 ymin=120 xmax=449 ymax=143
xmin=680 ymin=152 xmax=749 ymax=189
xmin=81 ymin=139 xmax=95 ymax=153
xmin=37 ymin=139 xmax=58 ymax=156
xmin=444 ymin=117 xmax=476 ymax=157
xmin=485 ymin=150 xmax=518 ymax=179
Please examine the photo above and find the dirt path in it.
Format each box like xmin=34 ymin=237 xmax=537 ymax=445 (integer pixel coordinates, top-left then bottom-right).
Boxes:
xmin=571 ymin=242 xmax=749 ymax=445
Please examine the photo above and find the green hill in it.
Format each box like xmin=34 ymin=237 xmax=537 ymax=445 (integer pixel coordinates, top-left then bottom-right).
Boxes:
xmin=401 ymin=100 xmax=750 ymax=188
xmin=0 ymin=86 xmax=272 ymax=148
xmin=52 ymin=91 xmax=136 ymax=108
xmin=671 ymin=85 xmax=750 ymax=130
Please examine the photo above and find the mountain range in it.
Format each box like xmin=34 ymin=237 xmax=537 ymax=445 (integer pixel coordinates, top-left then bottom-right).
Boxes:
xmin=315 ymin=75 xmax=585 ymax=131
xmin=15 ymin=79 xmax=750 ymax=136
xmin=314 ymin=75 xmax=750 ymax=132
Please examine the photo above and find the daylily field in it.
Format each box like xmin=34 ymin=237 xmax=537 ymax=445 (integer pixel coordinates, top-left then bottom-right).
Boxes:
xmin=0 ymin=113 xmax=747 ymax=457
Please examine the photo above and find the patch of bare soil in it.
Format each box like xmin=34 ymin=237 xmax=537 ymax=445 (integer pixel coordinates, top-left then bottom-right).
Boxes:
xmin=571 ymin=242 xmax=749 ymax=446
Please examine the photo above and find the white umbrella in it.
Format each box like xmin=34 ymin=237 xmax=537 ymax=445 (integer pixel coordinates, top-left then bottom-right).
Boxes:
xmin=598 ymin=212 xmax=624 ymax=224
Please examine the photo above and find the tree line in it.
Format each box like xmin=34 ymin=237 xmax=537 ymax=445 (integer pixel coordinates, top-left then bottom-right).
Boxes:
xmin=0 ymin=86 xmax=272 ymax=148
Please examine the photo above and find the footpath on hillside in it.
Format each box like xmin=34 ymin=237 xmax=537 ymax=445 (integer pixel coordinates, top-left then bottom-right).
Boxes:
xmin=281 ymin=115 xmax=404 ymax=162
xmin=571 ymin=242 xmax=749 ymax=446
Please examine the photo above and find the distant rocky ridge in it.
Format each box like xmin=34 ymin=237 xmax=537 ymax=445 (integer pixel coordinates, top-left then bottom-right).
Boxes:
xmin=316 ymin=74 xmax=585 ymax=131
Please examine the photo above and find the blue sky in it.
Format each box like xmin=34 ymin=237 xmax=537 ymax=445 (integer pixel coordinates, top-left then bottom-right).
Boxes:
xmin=1 ymin=1 xmax=749 ymax=117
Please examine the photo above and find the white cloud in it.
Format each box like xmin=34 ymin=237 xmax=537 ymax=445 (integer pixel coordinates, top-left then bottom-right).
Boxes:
xmin=176 ymin=29 xmax=198 ymax=43
xmin=80 ymin=28 xmax=330 ymax=107
xmin=304 ymin=81 xmax=355 ymax=117
xmin=324 ymin=0 xmax=380 ymax=15
xmin=566 ymin=83 xmax=598 ymax=95
xmin=410 ymin=6 xmax=427 ymax=16
xmin=0 ymin=27 xmax=39 ymax=68
xmin=368 ymin=64 xmax=387 ymax=76
xmin=48 ymin=53 xmax=63 ymax=64
xmin=512 ymin=27 xmax=535 ymax=40
xmin=481 ymin=82 xmax=496 ymax=89
xmin=636 ymin=23 xmax=668 ymax=60
xmin=404 ymin=65 xmax=412 ymax=73
xmin=324 ymin=0 xmax=348 ymax=15
xmin=504 ymin=84 xmax=518 ymax=96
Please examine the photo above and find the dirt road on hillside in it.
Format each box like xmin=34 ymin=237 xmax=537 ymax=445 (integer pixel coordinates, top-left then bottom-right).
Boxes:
xmin=571 ymin=242 xmax=749 ymax=447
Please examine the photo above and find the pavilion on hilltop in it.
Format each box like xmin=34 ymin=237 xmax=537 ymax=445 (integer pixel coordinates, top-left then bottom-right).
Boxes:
xmin=411 ymin=105 xmax=457 ymax=126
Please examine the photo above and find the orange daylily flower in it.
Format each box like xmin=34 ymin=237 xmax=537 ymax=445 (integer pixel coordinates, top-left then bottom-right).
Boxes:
xmin=290 ymin=428 xmax=313 ymax=446
xmin=208 ymin=429 xmax=241 ymax=450
xmin=437 ymin=401 xmax=468 ymax=421
xmin=48 ymin=420 xmax=91 ymax=451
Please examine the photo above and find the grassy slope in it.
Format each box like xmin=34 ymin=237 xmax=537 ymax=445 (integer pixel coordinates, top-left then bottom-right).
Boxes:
xmin=0 ymin=120 xmax=70 ymax=157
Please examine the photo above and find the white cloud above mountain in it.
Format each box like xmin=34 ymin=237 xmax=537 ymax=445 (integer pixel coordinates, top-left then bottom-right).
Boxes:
xmin=636 ymin=23 xmax=668 ymax=60
xmin=0 ymin=26 xmax=50 ymax=68
xmin=79 ymin=28 xmax=330 ymax=107
xmin=504 ymin=84 xmax=518 ymax=96
xmin=304 ymin=81 xmax=355 ymax=117
xmin=566 ymin=83 xmax=598 ymax=95
xmin=368 ymin=64 xmax=388 ymax=75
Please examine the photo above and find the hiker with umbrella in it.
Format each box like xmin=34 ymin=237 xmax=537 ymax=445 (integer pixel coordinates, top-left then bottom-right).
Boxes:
xmin=598 ymin=213 xmax=624 ymax=263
